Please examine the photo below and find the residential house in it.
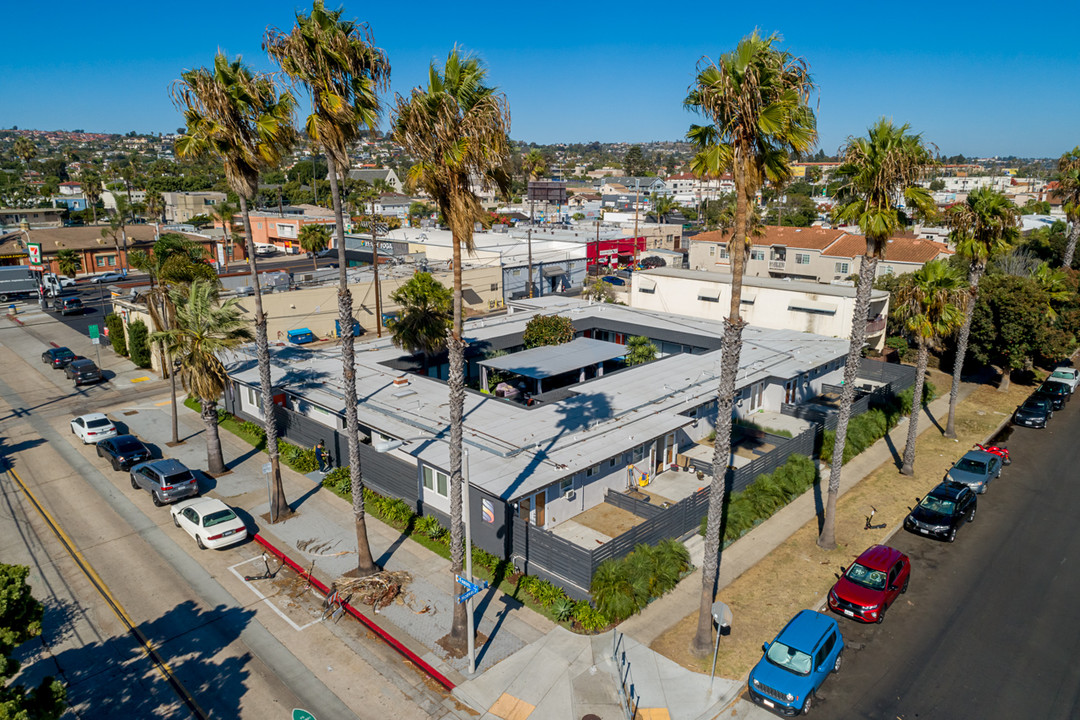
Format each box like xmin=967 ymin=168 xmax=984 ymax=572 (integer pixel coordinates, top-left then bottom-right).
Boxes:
xmin=0 ymin=208 xmax=65 ymax=230
xmin=821 ymin=234 xmax=952 ymax=280
xmin=242 ymin=209 xmax=337 ymax=253
xmin=102 ymin=189 xmax=147 ymax=211
xmin=162 ymin=191 xmax=226 ymax=223
xmin=344 ymin=168 xmax=403 ymax=193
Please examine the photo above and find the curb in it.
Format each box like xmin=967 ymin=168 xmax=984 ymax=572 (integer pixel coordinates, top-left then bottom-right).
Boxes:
xmin=251 ymin=533 xmax=457 ymax=692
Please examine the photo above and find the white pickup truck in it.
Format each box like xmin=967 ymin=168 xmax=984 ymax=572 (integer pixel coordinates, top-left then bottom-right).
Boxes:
xmin=1048 ymin=367 xmax=1080 ymax=393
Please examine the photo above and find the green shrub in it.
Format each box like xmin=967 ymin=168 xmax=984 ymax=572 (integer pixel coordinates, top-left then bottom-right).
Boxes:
xmin=573 ymin=602 xmax=610 ymax=633
xmin=276 ymin=439 xmax=318 ymax=473
xmin=106 ymin=313 xmax=127 ymax=356
xmin=239 ymin=421 xmax=266 ymax=441
xmin=591 ymin=559 xmax=639 ymax=622
xmin=322 ymin=466 xmax=351 ymax=496
xmin=551 ymin=597 xmax=576 ymax=622
xmin=416 ymin=514 xmax=446 ymax=540
xmin=381 ymin=497 xmax=414 ymax=527
xmin=127 ymin=319 xmax=151 ymax=368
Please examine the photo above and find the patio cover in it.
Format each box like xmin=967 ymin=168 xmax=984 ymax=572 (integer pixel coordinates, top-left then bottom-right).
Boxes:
xmin=477 ymin=337 xmax=626 ymax=380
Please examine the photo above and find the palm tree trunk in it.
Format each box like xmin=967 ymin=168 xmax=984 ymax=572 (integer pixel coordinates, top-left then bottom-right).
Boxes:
xmin=692 ymin=173 xmax=750 ymax=656
xmin=900 ymin=340 xmax=928 ymax=476
xmin=170 ymin=368 xmax=180 ymax=445
xmin=447 ymin=231 xmax=468 ymax=652
xmin=1062 ymin=220 xmax=1079 ymax=269
xmin=945 ymin=265 xmax=983 ymax=438
xmin=998 ymin=365 xmax=1011 ymax=392
xmin=201 ymin=398 xmax=226 ymax=475
xmin=327 ymin=155 xmax=376 ymax=576
xmin=818 ymin=254 xmax=878 ymax=550
xmin=239 ymin=195 xmax=288 ymax=522
xmin=372 ymin=195 xmax=382 ymax=338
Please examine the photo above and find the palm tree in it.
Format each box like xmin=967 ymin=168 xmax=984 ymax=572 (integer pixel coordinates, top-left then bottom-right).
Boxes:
xmin=145 ymin=189 xmax=165 ymax=225
xmin=298 ymin=223 xmax=330 ymax=271
xmin=80 ymin=169 xmax=102 ymax=224
xmin=351 ymin=181 xmax=385 ymax=336
xmin=385 ymin=271 xmax=452 ymax=368
xmin=1056 ymin=147 xmax=1080 ymax=268
xmin=56 ymin=249 xmax=81 ymax=278
xmin=650 ymin=193 xmax=680 ymax=224
xmin=119 ymin=158 xmax=140 ymax=219
xmin=13 ymin=137 xmax=36 ymax=171
xmin=101 ymin=198 xmax=130 ymax=273
xmin=152 ymin=279 xmax=254 ymax=474
xmin=211 ymin=199 xmax=239 ymax=269
xmin=265 ymin=0 xmax=389 ymax=572
xmin=172 ymin=52 xmax=297 ymax=522
xmin=943 ymin=187 xmax=1019 ymax=434
xmin=1031 ymin=260 xmax=1071 ymax=319
xmin=392 ymin=47 xmax=511 ymax=651
xmin=817 ymin=119 xmax=935 ymax=551
xmin=684 ymin=31 xmax=817 ymax=656
xmin=891 ymin=260 xmax=966 ymax=475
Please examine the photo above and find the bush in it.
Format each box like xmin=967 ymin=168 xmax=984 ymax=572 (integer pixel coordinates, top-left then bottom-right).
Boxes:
xmin=322 ymin=466 xmax=351 ymax=495
xmin=127 ymin=319 xmax=151 ymax=368
xmin=573 ymin=602 xmax=609 ymax=633
xmin=105 ymin=313 xmax=127 ymax=356
xmin=821 ymin=383 xmax=937 ymax=464
xmin=551 ymin=597 xmax=576 ymax=622
xmin=276 ymin=438 xmax=317 ymax=473
xmin=415 ymin=514 xmax=446 ymax=541
xmin=589 ymin=541 xmax=691 ymax=622
xmin=239 ymin=421 xmax=266 ymax=442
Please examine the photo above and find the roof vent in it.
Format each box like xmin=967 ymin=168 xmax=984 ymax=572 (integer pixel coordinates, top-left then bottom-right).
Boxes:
xmin=393 ymin=375 xmax=409 ymax=387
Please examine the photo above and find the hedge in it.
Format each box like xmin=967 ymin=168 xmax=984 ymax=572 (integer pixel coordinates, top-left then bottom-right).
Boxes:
xmin=821 ymin=382 xmax=938 ymax=465
xmin=105 ymin=313 xmax=127 ymax=356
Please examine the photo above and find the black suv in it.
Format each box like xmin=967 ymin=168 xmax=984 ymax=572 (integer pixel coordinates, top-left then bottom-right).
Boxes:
xmin=65 ymin=358 xmax=102 ymax=386
xmin=129 ymin=459 xmax=199 ymax=506
xmin=1035 ymin=381 xmax=1069 ymax=411
xmin=96 ymin=435 xmax=152 ymax=471
xmin=904 ymin=481 xmax=977 ymax=543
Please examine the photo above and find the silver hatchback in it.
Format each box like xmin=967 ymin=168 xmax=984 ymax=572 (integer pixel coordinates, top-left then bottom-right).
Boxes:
xmin=129 ymin=459 xmax=199 ymax=506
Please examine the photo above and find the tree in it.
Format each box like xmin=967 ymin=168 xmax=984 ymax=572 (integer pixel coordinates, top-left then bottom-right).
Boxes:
xmin=968 ymin=274 xmax=1048 ymax=391
xmin=684 ymin=31 xmax=817 ymax=656
xmin=1056 ymin=147 xmax=1080 ymax=268
xmin=626 ymin=335 xmax=657 ymax=366
xmin=392 ymin=47 xmax=511 ymax=651
xmin=56 ymin=249 xmax=80 ymax=277
xmin=522 ymin=148 xmax=547 ymax=182
xmin=173 ymin=52 xmax=297 ymax=522
xmin=128 ymin=318 xmax=151 ymax=367
xmin=582 ymin=277 xmax=615 ymax=303
xmin=298 ymin=223 xmax=330 ymax=271
xmin=817 ymin=119 xmax=934 ymax=552
xmin=523 ymin=314 xmax=575 ymax=348
xmin=101 ymin=197 xmax=131 ymax=273
xmin=650 ymin=193 xmax=679 ymax=223
xmin=152 ymin=279 xmax=254 ymax=475
xmin=12 ymin=137 xmax=36 ymax=170
xmin=929 ymin=178 xmax=946 ymax=191
xmin=106 ymin=312 xmax=127 ymax=355
xmin=144 ymin=188 xmax=165 ymax=223
xmin=385 ymin=271 xmax=452 ymax=365
xmin=943 ymin=187 xmax=1019 ymax=433
xmin=891 ymin=260 xmax=966 ymax=474
xmin=265 ymin=0 xmax=390 ymax=570
xmin=0 ymin=564 xmax=66 ymax=720
xmin=623 ymin=145 xmax=648 ymax=176
xmin=211 ymin=199 xmax=239 ymax=269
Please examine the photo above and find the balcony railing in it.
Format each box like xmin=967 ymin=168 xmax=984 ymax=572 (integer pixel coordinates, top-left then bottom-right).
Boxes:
xmin=866 ymin=316 xmax=887 ymax=334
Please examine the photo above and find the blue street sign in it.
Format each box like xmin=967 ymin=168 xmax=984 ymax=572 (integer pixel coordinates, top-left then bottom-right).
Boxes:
xmin=455 ymin=575 xmax=488 ymax=604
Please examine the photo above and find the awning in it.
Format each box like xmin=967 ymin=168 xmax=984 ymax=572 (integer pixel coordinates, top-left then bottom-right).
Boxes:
xmin=740 ymin=291 xmax=756 ymax=305
xmin=637 ymin=276 xmax=656 ymax=291
xmin=541 ymin=265 xmax=567 ymax=277
xmin=788 ymin=299 xmax=837 ymax=314
xmin=697 ymin=285 xmax=721 ymax=301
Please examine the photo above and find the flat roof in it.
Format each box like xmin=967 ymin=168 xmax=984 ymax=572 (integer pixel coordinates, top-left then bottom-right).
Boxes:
xmin=639 ymin=266 xmax=889 ymax=300
xmin=478 ymin=337 xmax=627 ymax=379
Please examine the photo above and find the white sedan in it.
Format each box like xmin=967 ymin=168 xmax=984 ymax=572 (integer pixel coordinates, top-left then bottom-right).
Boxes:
xmin=1049 ymin=368 xmax=1079 ymax=393
xmin=170 ymin=498 xmax=248 ymax=550
xmin=70 ymin=413 xmax=117 ymax=444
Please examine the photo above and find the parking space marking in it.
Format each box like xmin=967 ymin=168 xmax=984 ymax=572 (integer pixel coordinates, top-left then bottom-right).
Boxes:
xmin=228 ymin=556 xmax=322 ymax=631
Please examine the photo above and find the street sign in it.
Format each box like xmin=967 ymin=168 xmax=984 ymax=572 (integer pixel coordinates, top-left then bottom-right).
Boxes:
xmin=291 ymin=710 xmax=316 ymax=720
xmin=262 ymin=462 xmax=272 ymax=475
xmin=27 ymin=243 xmax=41 ymax=265
xmin=455 ymin=575 xmax=488 ymax=604
xmin=88 ymin=324 xmax=100 ymax=339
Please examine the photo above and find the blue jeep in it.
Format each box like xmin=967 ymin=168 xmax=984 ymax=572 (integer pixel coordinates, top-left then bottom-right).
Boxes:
xmin=747 ymin=610 xmax=844 ymax=716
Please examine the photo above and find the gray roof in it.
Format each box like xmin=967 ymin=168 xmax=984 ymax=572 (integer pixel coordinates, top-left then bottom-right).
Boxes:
xmin=639 ymin=266 xmax=889 ymax=300
xmin=478 ymin=338 xmax=627 ymax=379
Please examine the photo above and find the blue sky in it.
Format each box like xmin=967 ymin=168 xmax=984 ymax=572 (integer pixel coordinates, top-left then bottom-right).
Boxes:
xmin=3 ymin=0 xmax=1078 ymax=157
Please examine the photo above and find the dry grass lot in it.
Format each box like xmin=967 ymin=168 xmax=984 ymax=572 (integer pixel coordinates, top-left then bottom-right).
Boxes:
xmin=651 ymin=368 xmax=1037 ymax=677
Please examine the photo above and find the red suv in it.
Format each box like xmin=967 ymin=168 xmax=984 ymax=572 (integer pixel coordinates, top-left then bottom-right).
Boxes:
xmin=827 ymin=545 xmax=910 ymax=624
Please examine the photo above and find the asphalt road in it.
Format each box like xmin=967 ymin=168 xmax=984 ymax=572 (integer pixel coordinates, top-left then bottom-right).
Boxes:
xmin=820 ymin=393 xmax=1080 ymax=719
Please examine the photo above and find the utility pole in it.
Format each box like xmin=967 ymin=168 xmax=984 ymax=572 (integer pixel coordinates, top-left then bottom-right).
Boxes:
xmin=594 ymin=218 xmax=601 ymax=277
xmin=371 ymin=192 xmax=382 ymax=337
xmin=632 ymin=179 xmax=641 ymax=267
xmin=527 ymin=182 xmax=535 ymax=298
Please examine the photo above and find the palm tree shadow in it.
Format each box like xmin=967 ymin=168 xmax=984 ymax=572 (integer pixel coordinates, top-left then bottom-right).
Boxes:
xmin=924 ymin=404 xmax=944 ymax=434
xmin=884 ymin=432 xmax=903 ymax=470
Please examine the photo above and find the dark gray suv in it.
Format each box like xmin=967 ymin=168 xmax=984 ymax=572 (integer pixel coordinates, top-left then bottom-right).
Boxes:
xmin=129 ymin=459 xmax=199 ymax=506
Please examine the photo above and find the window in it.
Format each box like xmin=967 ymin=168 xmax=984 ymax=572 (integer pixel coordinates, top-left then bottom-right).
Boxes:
xmin=586 ymin=465 xmax=599 ymax=478
xmin=835 ymin=262 xmax=849 ymax=274
xmin=751 ymin=248 xmax=765 ymax=261
xmin=276 ymin=223 xmax=297 ymax=238
xmin=490 ymin=284 xmax=498 ymax=291
xmin=719 ymin=246 xmax=730 ymax=259
xmin=608 ymin=457 xmax=617 ymax=468
xmin=795 ymin=253 xmax=811 ymax=265
xmin=422 ymin=466 xmax=449 ymax=498
xmin=881 ymin=265 xmax=894 ymax=275
xmin=708 ymin=246 xmax=715 ymax=257
xmin=560 ymin=477 xmax=574 ymax=494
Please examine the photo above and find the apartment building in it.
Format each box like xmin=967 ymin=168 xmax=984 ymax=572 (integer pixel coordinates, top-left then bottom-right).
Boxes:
xmin=162 ymin=191 xmax=226 ymax=223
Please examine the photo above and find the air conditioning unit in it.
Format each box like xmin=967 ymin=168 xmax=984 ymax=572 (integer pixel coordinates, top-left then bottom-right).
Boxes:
xmin=564 ymin=489 xmax=576 ymax=501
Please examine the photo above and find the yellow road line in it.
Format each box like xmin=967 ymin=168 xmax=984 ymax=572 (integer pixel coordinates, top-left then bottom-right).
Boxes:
xmin=7 ymin=467 xmax=209 ymax=720
xmin=131 ymin=377 xmax=150 ymax=383
xmin=154 ymin=400 xmax=172 ymax=406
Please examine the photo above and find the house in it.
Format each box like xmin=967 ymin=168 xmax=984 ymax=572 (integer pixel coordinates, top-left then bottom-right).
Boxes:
xmin=241 ymin=210 xmax=338 ymax=254
xmin=102 ymin=190 xmax=147 ymax=211
xmin=58 ymin=181 xmax=83 ymax=196
xmin=344 ymin=168 xmax=403 ymax=193
xmin=219 ymin=298 xmax=851 ymax=596
xmin=162 ymin=191 xmax=226 ymax=223
xmin=630 ymin=266 xmax=891 ymax=351
xmin=592 ymin=176 xmax=667 ymax=195
xmin=0 ymin=207 xmax=65 ymax=230
xmin=821 ymin=234 xmax=952 ymax=279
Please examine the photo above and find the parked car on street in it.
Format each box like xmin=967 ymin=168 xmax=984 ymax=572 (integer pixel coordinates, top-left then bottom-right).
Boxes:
xmin=944 ymin=449 xmax=1001 ymax=495
xmin=92 ymin=271 xmax=126 ymax=284
xmin=1035 ymin=381 xmax=1070 ymax=410
xmin=129 ymin=459 xmax=199 ymax=507
xmin=601 ymin=276 xmax=625 ymax=286
xmin=70 ymin=413 xmax=116 ymax=444
xmin=903 ymin=481 xmax=977 ymax=543
xmin=747 ymin=610 xmax=844 ymax=716
xmin=827 ymin=545 xmax=910 ymax=624
xmin=1014 ymin=397 xmax=1053 ymax=428
xmin=65 ymin=358 xmax=103 ymax=386
xmin=42 ymin=347 xmax=76 ymax=368
xmin=57 ymin=297 xmax=83 ymax=315
xmin=95 ymin=435 xmax=152 ymax=471
xmin=170 ymin=497 xmax=248 ymax=549
xmin=1049 ymin=367 xmax=1079 ymax=393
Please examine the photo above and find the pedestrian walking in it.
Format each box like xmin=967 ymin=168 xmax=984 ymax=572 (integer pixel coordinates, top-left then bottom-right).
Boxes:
xmin=315 ymin=439 xmax=328 ymax=473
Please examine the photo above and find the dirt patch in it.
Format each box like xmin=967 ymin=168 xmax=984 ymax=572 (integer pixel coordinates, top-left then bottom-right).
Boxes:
xmin=574 ymin=502 xmax=645 ymax=537
xmin=650 ymin=372 xmax=1038 ymax=677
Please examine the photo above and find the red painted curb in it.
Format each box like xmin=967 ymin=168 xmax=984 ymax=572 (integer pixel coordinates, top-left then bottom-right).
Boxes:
xmin=252 ymin=533 xmax=456 ymax=691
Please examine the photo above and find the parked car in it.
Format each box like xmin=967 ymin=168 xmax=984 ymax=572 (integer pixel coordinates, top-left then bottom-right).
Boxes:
xmin=1035 ymin=381 xmax=1070 ymax=410
xmin=65 ymin=358 xmax=103 ymax=386
xmin=827 ymin=545 xmax=910 ymax=624
xmin=170 ymin=497 xmax=248 ymax=549
xmin=41 ymin=346 xmax=77 ymax=368
xmin=70 ymin=413 xmax=117 ymax=444
xmin=1049 ymin=367 xmax=1079 ymax=393
xmin=943 ymin=449 xmax=1001 ymax=495
xmin=747 ymin=610 xmax=844 ymax=716
xmin=903 ymin=480 xmax=977 ymax=542
xmin=1013 ymin=397 xmax=1053 ymax=428
xmin=57 ymin=297 xmax=83 ymax=315
xmin=601 ymin=276 xmax=626 ymax=286
xmin=95 ymin=434 xmax=152 ymax=471
xmin=92 ymin=271 xmax=126 ymax=284
xmin=129 ymin=459 xmax=199 ymax=507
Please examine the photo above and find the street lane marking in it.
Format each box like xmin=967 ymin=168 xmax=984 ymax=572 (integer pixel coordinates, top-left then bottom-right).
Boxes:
xmin=229 ymin=557 xmax=322 ymax=631
xmin=131 ymin=377 xmax=150 ymax=383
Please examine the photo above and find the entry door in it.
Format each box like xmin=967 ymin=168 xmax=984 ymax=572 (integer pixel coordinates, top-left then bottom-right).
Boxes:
xmin=534 ymin=493 xmax=546 ymax=527
xmin=784 ymin=380 xmax=796 ymax=404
